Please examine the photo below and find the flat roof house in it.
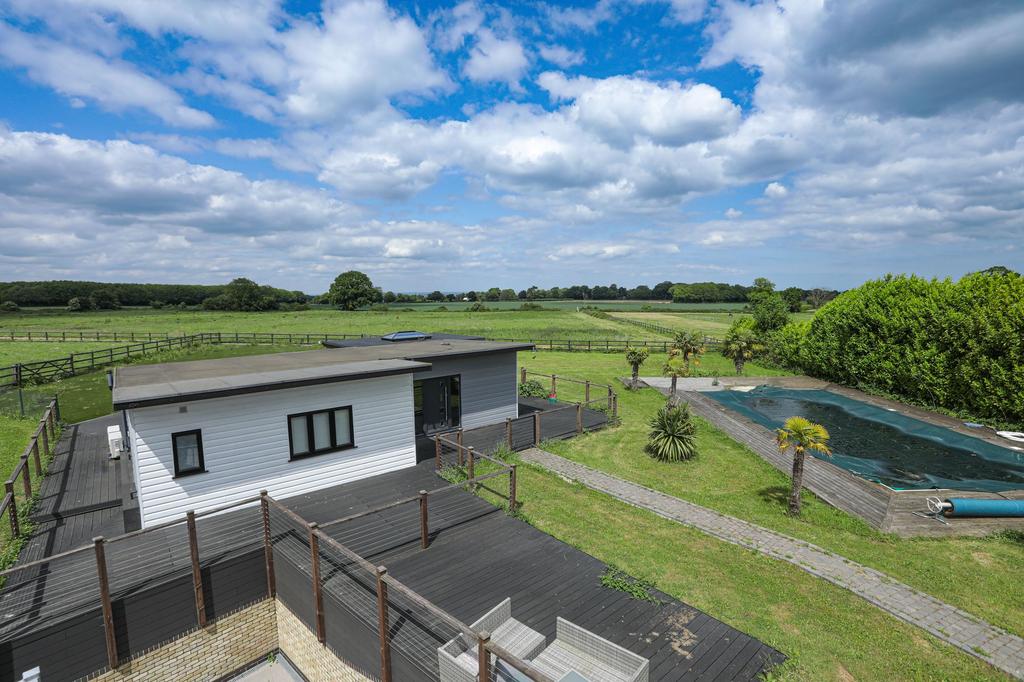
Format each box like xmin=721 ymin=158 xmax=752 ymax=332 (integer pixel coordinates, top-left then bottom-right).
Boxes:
xmin=112 ymin=336 xmax=533 ymax=527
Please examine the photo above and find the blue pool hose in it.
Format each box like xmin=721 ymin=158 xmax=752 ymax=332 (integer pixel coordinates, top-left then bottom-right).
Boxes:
xmin=941 ymin=498 xmax=1024 ymax=518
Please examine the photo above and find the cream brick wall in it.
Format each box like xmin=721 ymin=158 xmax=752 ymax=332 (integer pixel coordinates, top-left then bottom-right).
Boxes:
xmin=84 ymin=599 xmax=277 ymax=682
xmin=79 ymin=598 xmax=377 ymax=682
xmin=275 ymin=599 xmax=377 ymax=682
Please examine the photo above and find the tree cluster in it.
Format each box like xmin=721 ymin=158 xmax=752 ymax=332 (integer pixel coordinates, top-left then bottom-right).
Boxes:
xmin=0 ymin=280 xmax=308 ymax=308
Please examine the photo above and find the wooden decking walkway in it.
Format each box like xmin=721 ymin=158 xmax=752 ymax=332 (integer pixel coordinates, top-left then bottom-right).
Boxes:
xmin=520 ymin=448 xmax=1024 ymax=679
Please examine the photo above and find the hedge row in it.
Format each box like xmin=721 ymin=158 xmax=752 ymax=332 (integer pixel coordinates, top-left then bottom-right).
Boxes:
xmin=772 ymin=272 xmax=1024 ymax=425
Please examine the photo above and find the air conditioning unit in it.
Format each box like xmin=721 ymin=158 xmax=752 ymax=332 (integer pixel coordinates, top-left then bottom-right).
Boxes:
xmin=107 ymin=424 xmax=123 ymax=460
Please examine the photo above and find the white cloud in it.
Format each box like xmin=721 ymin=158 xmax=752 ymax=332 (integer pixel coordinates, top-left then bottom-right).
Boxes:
xmin=0 ymin=24 xmax=214 ymax=128
xmin=538 ymin=44 xmax=585 ymax=68
xmin=463 ymin=29 xmax=529 ymax=87
xmin=763 ymin=182 xmax=788 ymax=199
xmin=724 ymin=208 xmax=742 ymax=219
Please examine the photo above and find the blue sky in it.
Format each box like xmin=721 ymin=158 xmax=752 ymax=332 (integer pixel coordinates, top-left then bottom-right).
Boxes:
xmin=0 ymin=0 xmax=1021 ymax=294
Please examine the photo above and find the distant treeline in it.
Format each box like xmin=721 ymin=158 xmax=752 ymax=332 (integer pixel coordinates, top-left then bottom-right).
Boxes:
xmin=0 ymin=280 xmax=309 ymax=307
xmin=396 ymin=281 xmax=838 ymax=307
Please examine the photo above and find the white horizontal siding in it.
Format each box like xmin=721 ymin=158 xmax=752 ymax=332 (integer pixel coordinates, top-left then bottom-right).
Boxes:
xmin=414 ymin=352 xmax=518 ymax=429
xmin=128 ymin=374 xmax=416 ymax=527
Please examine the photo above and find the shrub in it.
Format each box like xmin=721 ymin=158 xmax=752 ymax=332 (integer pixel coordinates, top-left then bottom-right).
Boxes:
xmin=519 ymin=302 xmax=544 ymax=311
xmin=66 ymin=296 xmax=94 ymax=312
xmin=149 ymin=300 xmax=165 ymax=309
xmin=468 ymin=302 xmax=489 ymax=312
xmin=645 ymin=403 xmax=698 ymax=462
xmin=0 ymin=301 xmax=18 ymax=312
xmin=518 ymin=379 xmax=547 ymax=398
xmin=798 ymin=271 xmax=1024 ymax=424
xmin=766 ymin=321 xmax=810 ymax=369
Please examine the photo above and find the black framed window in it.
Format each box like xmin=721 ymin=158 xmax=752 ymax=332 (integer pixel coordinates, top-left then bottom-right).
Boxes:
xmin=289 ymin=406 xmax=354 ymax=459
xmin=414 ymin=375 xmax=461 ymax=435
xmin=172 ymin=429 xmax=205 ymax=477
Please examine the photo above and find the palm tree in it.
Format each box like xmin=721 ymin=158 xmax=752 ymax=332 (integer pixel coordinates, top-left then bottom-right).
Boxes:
xmin=671 ymin=330 xmax=705 ymax=370
xmin=662 ymin=351 xmax=689 ymax=403
xmin=645 ymin=403 xmax=698 ymax=462
xmin=776 ymin=416 xmax=831 ymax=516
xmin=625 ymin=346 xmax=650 ymax=389
xmin=720 ymin=327 xmax=763 ymax=375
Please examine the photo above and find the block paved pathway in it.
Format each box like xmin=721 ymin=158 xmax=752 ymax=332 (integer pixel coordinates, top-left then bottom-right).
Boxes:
xmin=520 ymin=447 xmax=1024 ymax=679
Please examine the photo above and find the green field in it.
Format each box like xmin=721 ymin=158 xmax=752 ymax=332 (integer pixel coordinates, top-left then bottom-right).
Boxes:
xmin=611 ymin=310 xmax=816 ymax=336
xmin=386 ymin=300 xmax=750 ymax=312
xmin=0 ymin=308 xmax=670 ymax=341
xmin=0 ymin=342 xmax=121 ymax=366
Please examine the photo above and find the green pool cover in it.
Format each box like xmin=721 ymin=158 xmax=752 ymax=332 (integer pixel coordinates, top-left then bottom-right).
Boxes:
xmin=706 ymin=387 xmax=1024 ymax=492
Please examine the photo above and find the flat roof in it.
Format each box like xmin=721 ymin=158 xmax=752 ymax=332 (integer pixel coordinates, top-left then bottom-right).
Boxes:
xmin=113 ymin=339 xmax=533 ymax=410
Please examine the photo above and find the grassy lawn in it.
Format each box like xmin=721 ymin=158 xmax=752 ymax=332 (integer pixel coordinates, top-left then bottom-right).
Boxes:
xmin=521 ymin=351 xmax=1024 ymax=641
xmin=0 ymin=341 xmax=121 ymax=366
xmin=0 ymin=308 xmax=671 ymax=340
xmin=610 ymin=311 xmax=815 ymax=337
xmin=0 ymin=414 xmax=56 ymax=565
xmin=494 ymin=463 xmax=1006 ymax=681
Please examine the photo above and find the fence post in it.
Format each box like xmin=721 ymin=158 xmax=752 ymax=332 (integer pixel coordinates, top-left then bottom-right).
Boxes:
xmin=419 ymin=490 xmax=429 ymax=549
xmin=6 ymin=482 xmax=19 ymax=537
xmin=260 ymin=491 xmax=276 ymax=598
xmin=68 ymin=354 xmax=75 ymax=376
xmin=585 ymin=380 xmax=591 ymax=403
xmin=308 ymin=523 xmax=325 ymax=643
xmin=32 ymin=440 xmax=41 ymax=476
xmin=509 ymin=464 xmax=518 ymax=512
xmin=505 ymin=417 xmax=512 ymax=449
xmin=457 ymin=429 xmax=464 ymax=467
xmin=93 ymin=537 xmax=118 ymax=670
xmin=520 ymin=366 xmax=526 ymax=384
xmin=186 ymin=511 xmax=207 ymax=627
xmin=576 ymin=403 xmax=583 ymax=434
xmin=434 ymin=437 xmax=442 ymax=471
xmin=20 ymin=456 xmax=31 ymax=499
xmin=534 ymin=411 xmax=541 ymax=445
xmin=40 ymin=423 xmax=48 ymax=457
xmin=613 ymin=394 xmax=618 ymax=420
xmin=467 ymin=447 xmax=475 ymax=484
xmin=14 ymin=363 xmax=21 ymax=388
xmin=607 ymin=386 xmax=613 ymax=411
xmin=550 ymin=374 xmax=557 ymax=395
xmin=376 ymin=567 xmax=392 ymax=682
xmin=478 ymin=632 xmax=491 ymax=682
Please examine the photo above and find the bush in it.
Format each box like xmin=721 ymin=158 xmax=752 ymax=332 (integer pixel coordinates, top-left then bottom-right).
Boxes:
xmin=645 ymin=403 xmax=698 ymax=462
xmin=66 ymin=296 xmax=94 ymax=312
xmin=766 ymin=321 xmax=810 ymax=369
xmin=518 ymin=379 xmax=547 ymax=398
xmin=519 ymin=302 xmax=544 ymax=311
xmin=0 ymin=301 xmax=18 ymax=312
xmin=468 ymin=302 xmax=489 ymax=312
xmin=149 ymin=300 xmax=165 ymax=309
xmin=797 ymin=271 xmax=1024 ymax=424
xmin=279 ymin=302 xmax=310 ymax=312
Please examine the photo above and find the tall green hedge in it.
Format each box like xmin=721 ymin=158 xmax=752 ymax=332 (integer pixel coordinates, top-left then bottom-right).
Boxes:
xmin=782 ymin=272 xmax=1024 ymax=425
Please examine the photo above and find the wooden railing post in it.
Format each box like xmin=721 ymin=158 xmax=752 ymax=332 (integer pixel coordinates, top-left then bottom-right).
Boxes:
xmin=308 ymin=523 xmax=325 ymax=643
xmin=457 ymin=429 xmax=464 ymax=466
xmin=550 ymin=374 xmax=557 ymax=395
xmin=509 ymin=465 xmax=518 ymax=513
xmin=585 ymin=380 xmax=591 ymax=403
xmin=6 ymin=482 xmax=19 ymax=537
xmin=39 ymin=425 xmax=48 ymax=458
xmin=478 ymin=632 xmax=491 ymax=682
xmin=435 ymin=437 xmax=442 ymax=471
xmin=467 ymin=447 xmax=475 ymax=484
xmin=94 ymin=537 xmax=118 ymax=670
xmin=613 ymin=394 xmax=618 ymax=420
xmin=534 ymin=412 xmax=541 ymax=445
xmin=186 ymin=511 xmax=207 ymax=627
xmin=376 ymin=567 xmax=392 ymax=682
xmin=520 ymin=366 xmax=527 ymax=384
xmin=31 ymin=440 xmax=42 ymax=477
xmin=576 ymin=403 xmax=583 ymax=434
xmin=419 ymin=490 xmax=429 ymax=549
xmin=20 ymin=456 xmax=31 ymax=499
xmin=505 ymin=417 xmax=512 ymax=449
xmin=607 ymin=386 xmax=613 ymax=411
xmin=260 ymin=491 xmax=276 ymax=598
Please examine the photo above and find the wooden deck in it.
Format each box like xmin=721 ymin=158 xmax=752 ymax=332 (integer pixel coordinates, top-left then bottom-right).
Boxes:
xmin=681 ymin=390 xmax=1024 ymax=538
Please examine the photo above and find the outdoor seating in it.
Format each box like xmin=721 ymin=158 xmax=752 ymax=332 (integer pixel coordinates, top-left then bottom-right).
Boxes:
xmin=438 ymin=598 xmax=546 ymax=682
xmin=530 ymin=618 xmax=649 ymax=682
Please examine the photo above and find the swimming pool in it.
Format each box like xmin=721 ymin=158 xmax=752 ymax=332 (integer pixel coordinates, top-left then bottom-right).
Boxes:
xmin=706 ymin=386 xmax=1024 ymax=492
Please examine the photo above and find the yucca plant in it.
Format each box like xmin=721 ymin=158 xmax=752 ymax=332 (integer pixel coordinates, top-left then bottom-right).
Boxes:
xmin=645 ymin=403 xmax=698 ymax=462
xmin=776 ymin=416 xmax=832 ymax=516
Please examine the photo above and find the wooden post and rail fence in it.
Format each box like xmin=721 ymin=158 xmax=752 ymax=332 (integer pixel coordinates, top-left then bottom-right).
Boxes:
xmin=1 ymin=397 xmax=60 ymax=542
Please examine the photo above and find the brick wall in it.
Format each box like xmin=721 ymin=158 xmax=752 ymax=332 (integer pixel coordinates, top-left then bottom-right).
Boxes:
xmin=84 ymin=599 xmax=277 ymax=682
xmin=276 ymin=600 xmax=377 ymax=682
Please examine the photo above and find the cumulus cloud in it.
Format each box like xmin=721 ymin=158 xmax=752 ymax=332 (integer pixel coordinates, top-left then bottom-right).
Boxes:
xmin=463 ymin=29 xmax=529 ymax=87
xmin=763 ymin=182 xmax=788 ymax=199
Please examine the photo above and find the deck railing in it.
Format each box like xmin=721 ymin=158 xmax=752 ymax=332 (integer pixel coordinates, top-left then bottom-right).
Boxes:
xmin=1 ymin=397 xmax=60 ymax=544
xmin=0 ymin=459 xmax=552 ymax=681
